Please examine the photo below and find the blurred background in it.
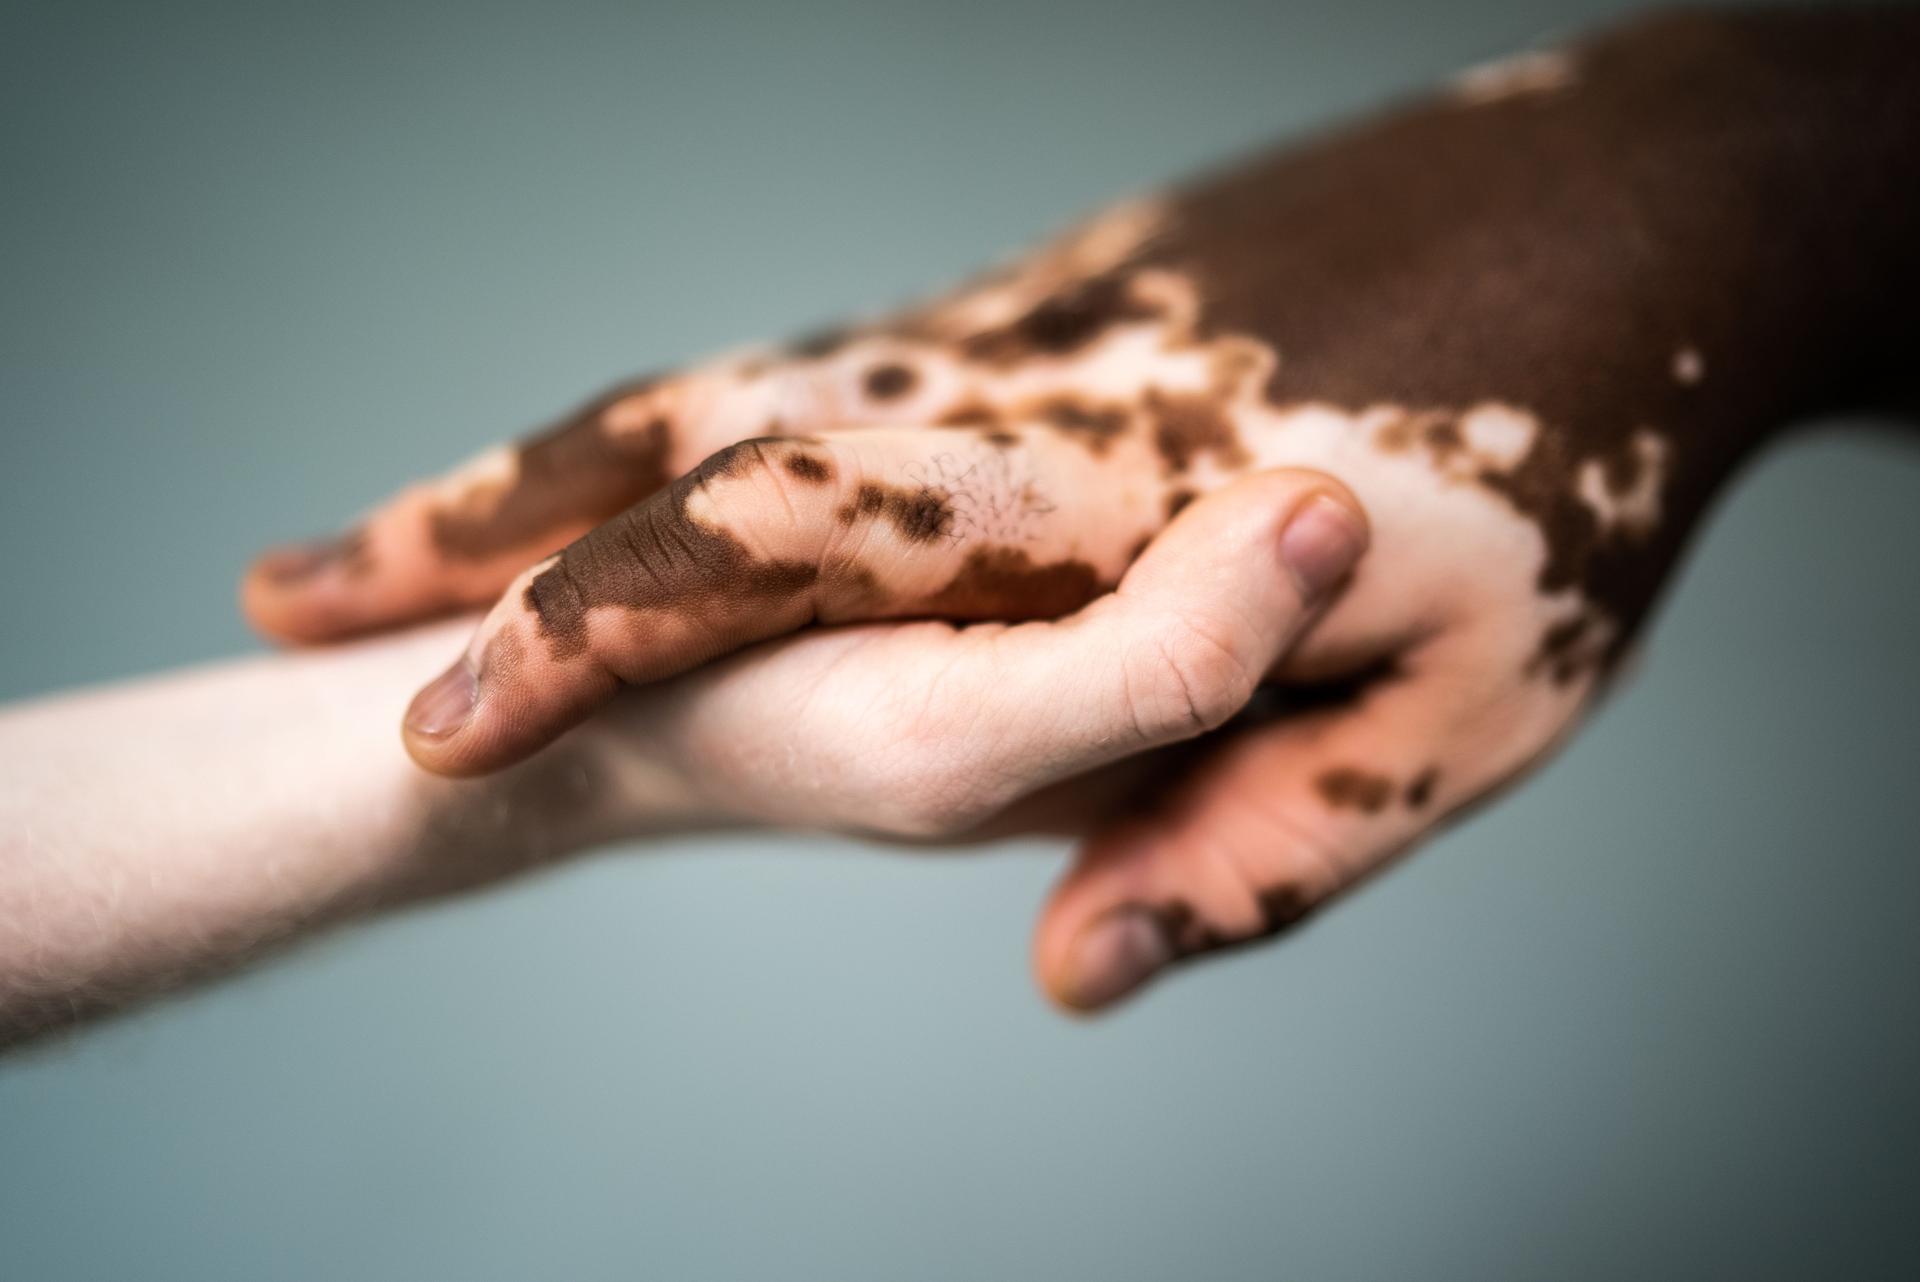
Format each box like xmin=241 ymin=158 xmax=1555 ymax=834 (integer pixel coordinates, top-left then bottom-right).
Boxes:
xmin=3 ymin=0 xmax=1917 ymax=1278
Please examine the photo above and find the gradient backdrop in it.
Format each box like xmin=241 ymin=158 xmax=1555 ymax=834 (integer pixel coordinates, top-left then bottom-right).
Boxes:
xmin=3 ymin=1 xmax=1917 ymax=1278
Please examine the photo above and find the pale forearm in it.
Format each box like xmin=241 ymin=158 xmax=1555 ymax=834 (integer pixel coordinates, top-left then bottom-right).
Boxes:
xmin=0 ymin=622 xmax=680 ymax=1049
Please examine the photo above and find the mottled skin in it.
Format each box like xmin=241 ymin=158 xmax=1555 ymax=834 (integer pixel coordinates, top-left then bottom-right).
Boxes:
xmin=246 ymin=10 xmax=1918 ymax=998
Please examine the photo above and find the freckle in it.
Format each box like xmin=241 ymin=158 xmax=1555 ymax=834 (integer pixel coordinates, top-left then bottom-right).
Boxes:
xmin=982 ymin=429 xmax=1021 ymax=448
xmin=1423 ymin=417 xmax=1463 ymax=455
xmin=1671 ymin=347 xmax=1704 ymax=386
xmin=1374 ymin=417 xmax=1417 ymax=452
xmin=863 ymin=362 xmax=919 ymax=400
xmin=782 ymin=452 xmax=834 ymax=483
xmin=1314 ymin=766 xmax=1394 ymax=814
xmin=1404 ymin=768 xmax=1439 ymax=809
xmin=1257 ymin=885 xmax=1312 ymax=933
xmin=1165 ymin=488 xmax=1196 ymax=520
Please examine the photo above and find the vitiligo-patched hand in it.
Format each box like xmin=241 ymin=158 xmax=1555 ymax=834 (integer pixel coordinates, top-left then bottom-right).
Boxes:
xmin=244 ymin=10 xmax=1917 ymax=1008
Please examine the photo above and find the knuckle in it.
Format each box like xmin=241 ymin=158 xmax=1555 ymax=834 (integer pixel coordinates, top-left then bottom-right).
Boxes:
xmin=1128 ymin=617 xmax=1258 ymax=741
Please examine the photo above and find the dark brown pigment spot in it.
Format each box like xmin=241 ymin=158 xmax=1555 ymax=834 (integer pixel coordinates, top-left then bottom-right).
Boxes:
xmin=918 ymin=547 xmax=1105 ymax=618
xmin=431 ymin=377 xmax=674 ymax=561
xmin=837 ymin=483 xmax=955 ymax=543
xmin=1033 ymin=396 xmax=1130 ymax=454
xmin=960 ymin=274 xmax=1161 ymax=364
xmin=863 ymin=362 xmax=918 ymax=400
xmin=782 ymin=452 xmax=835 ymax=484
xmin=1527 ymin=614 xmax=1593 ymax=685
xmin=523 ymin=439 xmax=819 ymax=660
xmin=1404 ymin=767 xmax=1439 ymax=810
xmin=1141 ymin=885 xmax=1317 ymax=961
xmin=1315 ymin=766 xmax=1395 ymax=814
xmin=1148 ymin=389 xmax=1248 ymax=474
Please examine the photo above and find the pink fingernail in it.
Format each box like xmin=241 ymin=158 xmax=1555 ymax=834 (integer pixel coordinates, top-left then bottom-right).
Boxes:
xmin=1279 ymin=494 xmax=1366 ymax=601
xmin=406 ymin=659 xmax=477 ymax=739
xmin=1063 ymin=908 xmax=1173 ymax=1010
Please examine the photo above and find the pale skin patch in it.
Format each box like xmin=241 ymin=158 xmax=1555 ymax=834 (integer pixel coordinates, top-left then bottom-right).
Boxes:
xmin=1450 ymin=49 xmax=1578 ymax=105
xmin=1576 ymin=429 xmax=1668 ymax=539
xmin=1672 ymin=346 xmax=1705 ymax=386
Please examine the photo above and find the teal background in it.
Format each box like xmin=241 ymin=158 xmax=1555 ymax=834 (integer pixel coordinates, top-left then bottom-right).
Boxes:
xmin=3 ymin=1 xmax=1917 ymax=1278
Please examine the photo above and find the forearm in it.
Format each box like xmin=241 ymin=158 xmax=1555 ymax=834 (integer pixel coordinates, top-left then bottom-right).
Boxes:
xmin=0 ymin=623 xmax=689 ymax=1049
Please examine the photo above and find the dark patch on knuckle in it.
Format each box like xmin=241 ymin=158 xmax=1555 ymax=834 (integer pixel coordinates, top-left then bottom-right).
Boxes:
xmin=1313 ymin=766 xmax=1396 ymax=814
xmin=1403 ymin=767 xmax=1440 ymax=809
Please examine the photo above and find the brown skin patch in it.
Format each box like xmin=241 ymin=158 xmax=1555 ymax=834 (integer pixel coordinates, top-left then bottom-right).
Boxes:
xmin=523 ymin=440 xmax=820 ymax=660
xmin=1527 ymin=614 xmax=1594 ymax=685
xmin=431 ymin=378 xmax=675 ymax=561
xmin=1033 ymin=396 xmax=1130 ymax=454
xmin=1404 ymin=768 xmax=1439 ymax=810
xmin=1315 ymin=766 xmax=1395 ymax=814
xmin=863 ymin=362 xmax=919 ymax=400
xmin=935 ymin=400 xmax=1002 ymax=429
xmin=837 ymin=483 xmax=956 ymax=544
xmin=782 ymin=452 xmax=835 ymax=484
xmin=1147 ymin=389 xmax=1248 ymax=474
xmin=1136 ymin=881 xmax=1318 ymax=962
xmin=1101 ymin=10 xmax=1920 ymax=666
xmin=917 ymin=546 xmax=1105 ymax=618
xmin=959 ymin=274 xmax=1162 ymax=365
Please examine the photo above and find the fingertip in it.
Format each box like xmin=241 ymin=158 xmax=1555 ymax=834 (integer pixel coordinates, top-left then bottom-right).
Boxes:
xmin=1043 ymin=905 xmax=1173 ymax=1014
xmin=241 ymin=531 xmax=379 ymax=644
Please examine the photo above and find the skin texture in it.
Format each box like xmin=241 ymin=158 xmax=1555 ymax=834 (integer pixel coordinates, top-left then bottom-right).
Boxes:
xmin=242 ymin=8 xmax=1919 ymax=1009
xmin=5 ymin=473 xmax=1357 ymax=1047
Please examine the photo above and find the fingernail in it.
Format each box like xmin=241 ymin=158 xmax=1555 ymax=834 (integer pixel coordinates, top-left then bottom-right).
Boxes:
xmin=406 ymin=659 xmax=477 ymax=739
xmin=1280 ymin=494 xmax=1366 ymax=600
xmin=255 ymin=529 xmax=368 ymax=586
xmin=1063 ymin=908 xmax=1173 ymax=1010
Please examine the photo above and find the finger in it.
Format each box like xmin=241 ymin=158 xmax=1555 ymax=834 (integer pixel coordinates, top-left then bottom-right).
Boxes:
xmin=1032 ymin=624 xmax=1578 ymax=1012
xmin=581 ymin=468 xmax=1372 ymax=838
xmin=242 ymin=360 xmax=822 ymax=645
xmin=400 ymin=422 xmax=1210 ymax=776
